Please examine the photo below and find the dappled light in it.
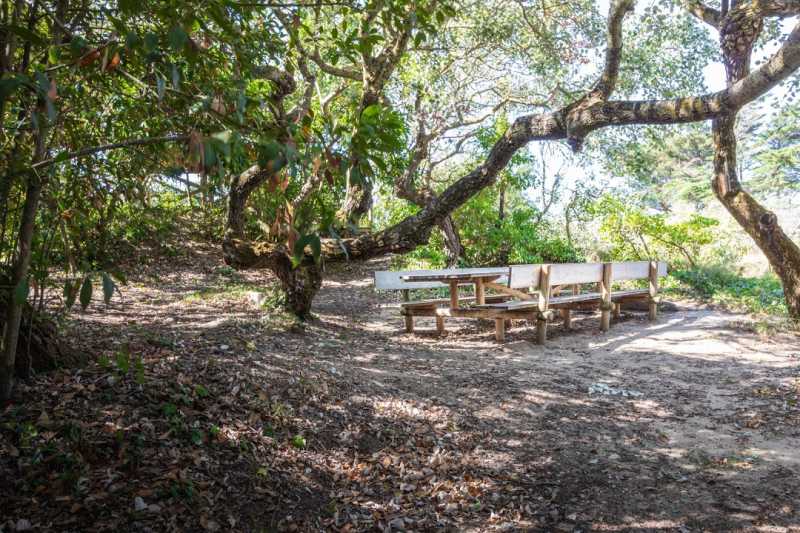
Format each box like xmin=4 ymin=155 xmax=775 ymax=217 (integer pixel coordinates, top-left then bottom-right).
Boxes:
xmin=3 ymin=0 xmax=800 ymax=530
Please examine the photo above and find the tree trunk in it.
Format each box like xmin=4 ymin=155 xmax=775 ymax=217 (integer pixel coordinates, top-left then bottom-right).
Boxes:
xmin=711 ymin=6 xmax=800 ymax=319
xmin=271 ymin=254 xmax=322 ymax=319
xmin=1 ymin=165 xmax=44 ymax=400
xmin=439 ymin=215 xmax=464 ymax=267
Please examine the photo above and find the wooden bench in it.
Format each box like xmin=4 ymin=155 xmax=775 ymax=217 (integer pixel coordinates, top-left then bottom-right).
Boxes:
xmin=374 ymin=261 xmax=667 ymax=343
xmin=477 ymin=261 xmax=667 ymax=343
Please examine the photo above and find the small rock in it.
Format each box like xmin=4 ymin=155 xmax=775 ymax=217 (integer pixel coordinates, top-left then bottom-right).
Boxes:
xmin=388 ymin=517 xmax=405 ymax=530
xmin=219 ymin=344 xmax=229 ymax=351
xmin=147 ymin=504 xmax=161 ymax=513
xmin=16 ymin=519 xmax=32 ymax=531
xmin=134 ymin=496 xmax=147 ymax=512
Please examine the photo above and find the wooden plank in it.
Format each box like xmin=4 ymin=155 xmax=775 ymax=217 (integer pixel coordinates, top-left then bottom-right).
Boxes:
xmin=600 ymin=263 xmax=612 ymax=332
xmin=374 ymin=270 xmax=446 ymax=290
xmin=401 ymin=294 xmax=510 ymax=309
xmin=549 ymin=262 xmax=603 ymax=286
xmin=403 ymin=289 xmax=413 ymax=332
xmin=401 ymin=268 xmax=508 ymax=282
xmin=538 ymin=265 xmax=552 ymax=313
xmin=449 ymin=280 xmax=459 ymax=310
xmin=649 ymin=260 xmax=659 ymax=321
xmin=509 ymin=264 xmax=541 ymax=289
xmin=561 ymin=308 xmax=571 ymax=330
xmin=495 ymin=318 xmax=506 ymax=342
xmin=375 ymin=267 xmax=509 ymax=290
xmin=475 ymin=278 xmax=485 ymax=305
xmin=537 ymin=265 xmax=551 ymax=343
xmin=611 ymin=261 xmax=650 ymax=281
xmin=536 ymin=318 xmax=547 ymax=345
xmin=484 ymin=281 xmax=535 ymax=301
xmin=610 ymin=289 xmax=648 ymax=300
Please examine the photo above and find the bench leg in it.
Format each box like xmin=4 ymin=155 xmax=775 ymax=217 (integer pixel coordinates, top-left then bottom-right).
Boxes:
xmin=536 ymin=318 xmax=548 ymax=344
xmin=613 ymin=302 xmax=621 ymax=320
xmin=560 ymin=308 xmax=571 ymax=330
xmin=600 ymin=308 xmax=611 ymax=332
xmin=648 ymin=300 xmax=657 ymax=321
xmin=495 ymin=318 xmax=506 ymax=342
xmin=404 ymin=315 xmax=414 ymax=333
xmin=436 ymin=315 xmax=445 ymax=335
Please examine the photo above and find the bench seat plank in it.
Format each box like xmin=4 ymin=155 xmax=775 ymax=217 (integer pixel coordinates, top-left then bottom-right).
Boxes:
xmin=475 ymin=289 xmax=650 ymax=312
xmin=401 ymin=294 xmax=509 ymax=309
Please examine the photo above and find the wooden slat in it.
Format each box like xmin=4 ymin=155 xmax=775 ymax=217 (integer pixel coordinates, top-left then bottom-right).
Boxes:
xmin=375 ymin=267 xmax=509 ymax=290
xmin=401 ymin=294 xmax=509 ymax=309
xmin=549 ymin=262 xmax=604 ymax=286
xmin=600 ymin=263 xmax=612 ymax=332
xmin=509 ymin=264 xmax=541 ymax=289
xmin=610 ymin=289 xmax=648 ymax=300
xmin=484 ymin=282 xmax=535 ymax=301
xmin=611 ymin=261 xmax=650 ymax=281
xmin=374 ymin=270 xmax=446 ymax=290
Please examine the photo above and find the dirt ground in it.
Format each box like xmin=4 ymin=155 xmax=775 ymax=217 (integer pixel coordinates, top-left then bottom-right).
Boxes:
xmin=1 ymin=242 xmax=799 ymax=532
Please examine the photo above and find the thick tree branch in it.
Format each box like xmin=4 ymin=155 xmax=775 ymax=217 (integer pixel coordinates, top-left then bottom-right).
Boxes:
xmin=683 ymin=0 xmax=722 ymax=28
xmin=589 ymin=0 xmax=635 ymax=100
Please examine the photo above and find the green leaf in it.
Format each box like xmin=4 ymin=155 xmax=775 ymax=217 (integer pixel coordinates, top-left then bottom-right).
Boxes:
xmin=290 ymin=435 xmax=306 ymax=449
xmin=101 ymin=273 xmax=115 ymax=305
xmin=13 ymin=278 xmax=29 ymax=305
xmin=79 ymin=276 xmax=93 ymax=310
xmin=168 ymin=26 xmax=189 ymax=52
xmin=292 ymin=234 xmax=322 ymax=267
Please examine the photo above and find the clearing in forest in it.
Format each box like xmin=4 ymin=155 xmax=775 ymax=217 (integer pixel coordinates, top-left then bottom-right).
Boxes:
xmin=1 ymin=244 xmax=799 ymax=532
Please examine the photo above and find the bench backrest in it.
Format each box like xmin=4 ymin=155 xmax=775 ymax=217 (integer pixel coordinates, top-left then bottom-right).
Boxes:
xmin=508 ymin=264 xmax=541 ymax=289
xmin=550 ymin=262 xmax=604 ymax=286
xmin=611 ymin=260 xmax=667 ymax=280
xmin=375 ymin=261 xmax=668 ymax=291
xmin=507 ymin=261 xmax=668 ymax=290
xmin=374 ymin=267 xmax=510 ymax=291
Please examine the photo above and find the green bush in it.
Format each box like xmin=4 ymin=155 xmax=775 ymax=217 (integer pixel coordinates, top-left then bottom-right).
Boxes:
xmin=664 ymin=266 xmax=787 ymax=316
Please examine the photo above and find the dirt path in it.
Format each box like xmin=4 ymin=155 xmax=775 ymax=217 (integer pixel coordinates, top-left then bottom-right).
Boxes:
xmin=1 ymin=247 xmax=799 ymax=532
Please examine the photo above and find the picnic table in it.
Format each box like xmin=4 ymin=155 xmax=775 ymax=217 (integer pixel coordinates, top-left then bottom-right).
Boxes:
xmin=401 ymin=268 xmax=511 ymax=309
xmin=376 ymin=261 xmax=669 ymax=344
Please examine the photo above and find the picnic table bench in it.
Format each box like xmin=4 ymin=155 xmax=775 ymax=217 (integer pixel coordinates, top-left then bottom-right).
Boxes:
xmin=374 ymin=261 xmax=668 ymax=343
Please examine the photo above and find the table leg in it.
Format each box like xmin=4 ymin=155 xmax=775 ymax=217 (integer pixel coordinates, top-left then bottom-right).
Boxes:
xmin=449 ymin=280 xmax=459 ymax=310
xmin=475 ymin=278 xmax=485 ymax=305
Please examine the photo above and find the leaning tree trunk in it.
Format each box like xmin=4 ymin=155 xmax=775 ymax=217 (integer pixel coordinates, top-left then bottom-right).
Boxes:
xmin=439 ymin=215 xmax=464 ymax=267
xmin=711 ymin=6 xmax=800 ymax=319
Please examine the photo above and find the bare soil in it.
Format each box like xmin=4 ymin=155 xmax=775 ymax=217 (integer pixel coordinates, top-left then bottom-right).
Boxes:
xmin=1 ymin=242 xmax=799 ymax=532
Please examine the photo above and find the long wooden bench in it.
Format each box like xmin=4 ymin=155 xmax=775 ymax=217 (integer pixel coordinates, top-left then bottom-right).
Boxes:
xmin=476 ymin=261 xmax=667 ymax=342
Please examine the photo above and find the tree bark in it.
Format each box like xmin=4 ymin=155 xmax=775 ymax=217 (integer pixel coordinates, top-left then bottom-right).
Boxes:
xmin=711 ymin=6 xmax=800 ymax=318
xmin=439 ymin=215 xmax=464 ymax=267
xmin=1 ymin=104 xmax=47 ymax=400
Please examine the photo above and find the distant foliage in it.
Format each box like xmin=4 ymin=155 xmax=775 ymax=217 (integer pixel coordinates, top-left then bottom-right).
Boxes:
xmin=588 ymin=195 xmax=718 ymax=267
xmin=665 ymin=267 xmax=788 ymax=316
